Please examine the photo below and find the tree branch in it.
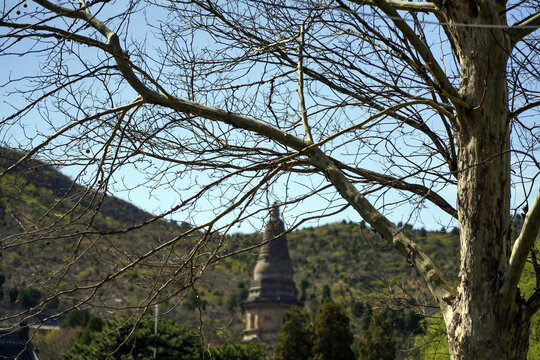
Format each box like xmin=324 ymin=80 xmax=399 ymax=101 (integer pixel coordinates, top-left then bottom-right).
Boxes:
xmin=297 ymin=25 xmax=314 ymax=144
xmin=33 ymin=0 xmax=115 ymax=40
xmin=0 ymin=98 xmax=144 ymax=179
xmin=190 ymin=0 xmax=457 ymax=169
xmin=348 ymin=0 xmax=437 ymax=12
xmin=0 ymin=20 xmax=108 ymax=50
xmin=510 ymin=100 xmax=540 ymax=120
xmin=127 ymin=87 xmax=456 ymax=316
xmin=370 ymin=0 xmax=470 ymax=111
xmin=333 ymin=160 xmax=457 ymax=218
xmin=38 ymin=0 xmax=456 ymax=317
xmin=146 ymin=94 xmax=456 ymax=310
xmin=509 ymin=11 xmax=540 ymax=45
xmin=306 ymin=147 xmax=456 ymax=315
xmin=527 ymin=289 xmax=540 ymax=314
xmin=500 ymin=189 xmax=540 ymax=316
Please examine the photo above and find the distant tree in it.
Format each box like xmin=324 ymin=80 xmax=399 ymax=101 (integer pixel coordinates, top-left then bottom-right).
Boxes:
xmin=0 ymin=274 xmax=4 ymax=301
xmin=404 ymin=312 xmax=425 ymax=335
xmin=8 ymin=287 xmax=18 ymax=303
xmin=19 ymin=288 xmax=42 ymax=308
xmin=211 ymin=341 xmax=267 ymax=360
xmin=529 ymin=313 xmax=540 ymax=360
xmin=321 ymin=285 xmax=331 ymax=304
xmin=63 ymin=316 xmax=203 ymax=360
xmin=310 ymin=301 xmax=354 ymax=360
xmin=239 ymin=287 xmax=249 ymax=302
xmin=33 ymin=327 xmax=80 ymax=360
xmin=62 ymin=309 xmax=91 ymax=328
xmin=299 ymin=279 xmax=310 ymax=302
xmin=184 ymin=290 xmax=199 ymax=310
xmin=86 ymin=316 xmax=105 ymax=333
xmin=79 ymin=316 xmax=106 ymax=345
xmin=225 ymin=293 xmax=240 ymax=314
xmin=44 ymin=297 xmax=59 ymax=311
xmin=274 ymin=307 xmax=312 ymax=360
xmin=238 ymin=281 xmax=249 ymax=302
xmin=420 ymin=228 xmax=427 ymax=237
xmin=351 ymin=301 xmax=372 ymax=331
xmin=356 ymin=316 xmax=396 ymax=360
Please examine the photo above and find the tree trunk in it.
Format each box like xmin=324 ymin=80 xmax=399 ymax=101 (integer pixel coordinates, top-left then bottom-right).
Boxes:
xmin=444 ymin=3 xmax=531 ymax=358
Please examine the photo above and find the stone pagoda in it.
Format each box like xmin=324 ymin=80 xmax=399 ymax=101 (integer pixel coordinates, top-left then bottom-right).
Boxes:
xmin=242 ymin=205 xmax=301 ymax=353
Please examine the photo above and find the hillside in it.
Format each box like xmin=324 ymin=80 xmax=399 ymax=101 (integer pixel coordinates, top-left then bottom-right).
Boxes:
xmin=4 ymin=148 xmax=539 ymax=359
xmin=0 ymin=148 xmax=238 ymax=332
xmin=0 ymin=148 xmax=461 ymax=343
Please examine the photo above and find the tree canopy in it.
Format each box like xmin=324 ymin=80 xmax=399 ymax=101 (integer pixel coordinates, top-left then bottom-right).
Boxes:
xmin=356 ymin=316 xmax=396 ymax=360
xmin=63 ymin=315 xmax=267 ymax=360
xmin=63 ymin=316 xmax=203 ymax=360
xmin=310 ymin=301 xmax=355 ymax=360
xmin=274 ymin=307 xmax=312 ymax=360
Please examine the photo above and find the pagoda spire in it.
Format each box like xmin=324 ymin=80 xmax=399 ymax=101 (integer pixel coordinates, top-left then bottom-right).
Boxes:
xmin=245 ymin=204 xmax=299 ymax=303
xmin=243 ymin=204 xmax=301 ymax=353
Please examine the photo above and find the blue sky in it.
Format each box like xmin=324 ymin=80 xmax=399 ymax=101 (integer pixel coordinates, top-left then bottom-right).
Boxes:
xmin=1 ymin=1 xmax=537 ymax=235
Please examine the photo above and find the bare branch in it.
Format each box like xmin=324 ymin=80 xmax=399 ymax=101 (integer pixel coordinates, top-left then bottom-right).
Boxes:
xmin=370 ymin=0 xmax=470 ymax=111
xmin=0 ymin=98 xmax=144 ymax=179
xmin=145 ymin=94 xmax=455 ymax=314
xmin=500 ymin=189 xmax=540 ymax=316
xmin=348 ymin=0 xmax=438 ymax=12
xmin=306 ymin=147 xmax=456 ymax=315
xmin=297 ymin=25 xmax=314 ymax=144
xmin=510 ymin=11 xmax=540 ymax=45
xmin=510 ymin=100 xmax=540 ymax=120
xmin=333 ymin=160 xmax=457 ymax=218
xmin=33 ymin=0 xmax=115 ymax=40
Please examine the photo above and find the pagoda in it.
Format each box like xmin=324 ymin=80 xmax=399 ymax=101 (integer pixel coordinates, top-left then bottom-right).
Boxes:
xmin=242 ymin=205 xmax=301 ymax=353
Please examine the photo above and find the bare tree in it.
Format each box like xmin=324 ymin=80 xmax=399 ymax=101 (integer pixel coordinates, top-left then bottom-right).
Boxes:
xmin=1 ymin=0 xmax=540 ymax=358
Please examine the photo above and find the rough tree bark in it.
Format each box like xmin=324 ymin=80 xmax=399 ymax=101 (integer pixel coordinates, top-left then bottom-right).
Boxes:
xmin=362 ymin=1 xmax=540 ymax=358
xmin=437 ymin=2 xmax=530 ymax=358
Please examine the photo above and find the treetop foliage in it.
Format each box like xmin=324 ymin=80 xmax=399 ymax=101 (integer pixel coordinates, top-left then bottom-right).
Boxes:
xmin=356 ymin=316 xmax=396 ymax=360
xmin=63 ymin=315 xmax=268 ymax=360
xmin=310 ymin=301 xmax=355 ymax=360
xmin=274 ymin=307 xmax=312 ymax=360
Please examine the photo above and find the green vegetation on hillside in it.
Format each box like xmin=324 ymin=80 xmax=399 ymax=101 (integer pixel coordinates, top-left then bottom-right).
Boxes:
xmin=2 ymin=151 xmax=538 ymax=359
xmin=0 ymin=150 xmax=457 ymax=348
xmin=63 ymin=315 xmax=268 ymax=360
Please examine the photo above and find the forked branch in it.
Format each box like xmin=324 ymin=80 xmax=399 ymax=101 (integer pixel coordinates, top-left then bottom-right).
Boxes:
xmin=370 ymin=0 xmax=470 ymax=111
xmin=297 ymin=25 xmax=314 ymax=144
xmin=509 ymin=11 xmax=540 ymax=45
xmin=34 ymin=0 xmax=457 ymax=318
xmin=500 ymin=190 xmax=540 ymax=316
xmin=348 ymin=0 xmax=437 ymax=13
